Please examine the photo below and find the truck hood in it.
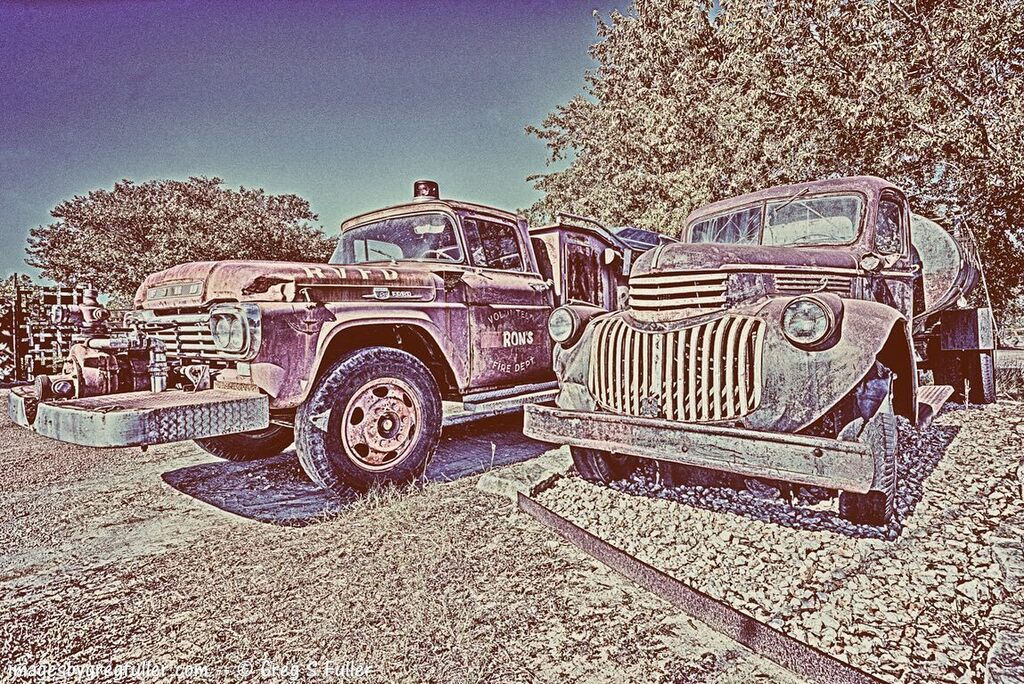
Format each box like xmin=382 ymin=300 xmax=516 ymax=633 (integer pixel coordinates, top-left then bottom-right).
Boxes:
xmin=633 ymin=242 xmax=861 ymax=275
xmin=135 ymin=260 xmax=443 ymax=309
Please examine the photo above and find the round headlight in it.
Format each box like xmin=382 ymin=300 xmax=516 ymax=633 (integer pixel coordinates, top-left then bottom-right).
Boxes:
xmin=782 ymin=297 xmax=833 ymax=347
xmin=547 ymin=307 xmax=578 ymax=344
xmin=212 ymin=315 xmax=234 ymax=348
xmin=226 ymin=317 xmax=246 ymax=350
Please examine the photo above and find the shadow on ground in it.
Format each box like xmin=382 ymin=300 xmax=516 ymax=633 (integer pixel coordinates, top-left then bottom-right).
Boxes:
xmin=611 ymin=419 xmax=961 ymax=541
xmin=162 ymin=413 xmax=549 ymax=526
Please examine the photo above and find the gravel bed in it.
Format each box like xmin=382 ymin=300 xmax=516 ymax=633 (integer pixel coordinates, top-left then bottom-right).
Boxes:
xmin=535 ymin=403 xmax=1024 ymax=683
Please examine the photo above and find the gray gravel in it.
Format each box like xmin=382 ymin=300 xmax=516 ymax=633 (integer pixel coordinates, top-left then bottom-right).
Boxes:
xmin=536 ymin=403 xmax=1024 ymax=683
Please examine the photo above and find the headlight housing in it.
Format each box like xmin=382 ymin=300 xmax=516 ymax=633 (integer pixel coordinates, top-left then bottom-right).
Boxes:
xmin=547 ymin=307 xmax=579 ymax=345
xmin=781 ymin=296 xmax=835 ymax=347
xmin=208 ymin=304 xmax=261 ymax=355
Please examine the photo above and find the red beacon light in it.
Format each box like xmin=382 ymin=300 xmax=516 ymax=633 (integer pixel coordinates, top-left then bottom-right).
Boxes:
xmin=413 ymin=179 xmax=439 ymax=201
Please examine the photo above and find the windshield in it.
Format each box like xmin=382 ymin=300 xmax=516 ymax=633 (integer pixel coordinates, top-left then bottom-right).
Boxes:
xmin=332 ymin=212 xmax=464 ymax=264
xmin=689 ymin=194 xmax=863 ymax=247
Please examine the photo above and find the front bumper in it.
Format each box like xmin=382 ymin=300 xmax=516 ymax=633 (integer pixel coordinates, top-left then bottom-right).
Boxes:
xmin=523 ymin=403 xmax=875 ymax=494
xmin=8 ymin=386 xmax=269 ymax=448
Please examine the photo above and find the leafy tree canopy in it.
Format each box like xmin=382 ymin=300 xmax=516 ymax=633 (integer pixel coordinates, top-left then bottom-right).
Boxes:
xmin=529 ymin=0 xmax=1024 ymax=317
xmin=27 ymin=177 xmax=335 ymax=303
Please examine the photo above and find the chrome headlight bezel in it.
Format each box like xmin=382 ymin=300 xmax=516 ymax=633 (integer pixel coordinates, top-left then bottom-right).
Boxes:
xmin=208 ymin=303 xmax=262 ymax=357
xmin=781 ymin=296 xmax=835 ymax=348
xmin=547 ymin=306 xmax=580 ymax=345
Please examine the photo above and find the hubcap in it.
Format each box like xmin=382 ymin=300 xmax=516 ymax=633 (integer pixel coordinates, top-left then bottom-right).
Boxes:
xmin=340 ymin=377 xmax=420 ymax=471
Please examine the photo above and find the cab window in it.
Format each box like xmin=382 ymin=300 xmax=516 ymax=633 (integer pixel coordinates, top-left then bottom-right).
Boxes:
xmin=876 ymin=199 xmax=904 ymax=255
xmin=565 ymin=243 xmax=601 ymax=306
xmin=464 ymin=218 xmax=526 ymax=271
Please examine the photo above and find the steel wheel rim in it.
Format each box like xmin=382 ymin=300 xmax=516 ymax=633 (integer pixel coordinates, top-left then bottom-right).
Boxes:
xmin=340 ymin=377 xmax=420 ymax=472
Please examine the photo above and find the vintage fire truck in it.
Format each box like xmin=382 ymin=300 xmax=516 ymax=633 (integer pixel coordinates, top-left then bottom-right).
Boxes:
xmin=9 ymin=181 xmax=663 ymax=493
xmin=524 ymin=176 xmax=995 ymax=525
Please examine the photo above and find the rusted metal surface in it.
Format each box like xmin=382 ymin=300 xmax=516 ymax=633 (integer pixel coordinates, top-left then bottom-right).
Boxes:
xmin=531 ymin=176 xmax=992 ymax=524
xmin=518 ymin=492 xmax=885 ymax=684
xmin=524 ymin=403 xmax=876 ymax=493
xmin=11 ymin=183 xmax=651 ymax=460
xmin=10 ymin=386 xmax=268 ymax=447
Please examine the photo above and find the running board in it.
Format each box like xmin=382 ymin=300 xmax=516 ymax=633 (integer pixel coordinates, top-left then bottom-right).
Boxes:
xmin=442 ymin=388 xmax=558 ymax=427
xmin=460 ymin=381 xmax=558 ymax=406
xmin=917 ymin=384 xmax=954 ymax=430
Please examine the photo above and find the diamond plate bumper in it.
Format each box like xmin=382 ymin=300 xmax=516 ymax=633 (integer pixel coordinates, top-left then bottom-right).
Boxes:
xmin=8 ymin=386 xmax=269 ymax=448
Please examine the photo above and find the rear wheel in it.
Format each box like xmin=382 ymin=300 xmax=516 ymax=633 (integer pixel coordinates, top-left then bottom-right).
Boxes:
xmin=295 ymin=347 xmax=441 ymax=494
xmin=966 ymin=350 xmax=996 ymax=404
xmin=935 ymin=350 xmax=996 ymax=404
xmin=195 ymin=425 xmax=294 ymax=462
xmin=571 ymin=447 xmax=638 ymax=484
xmin=839 ymin=411 xmax=898 ymax=525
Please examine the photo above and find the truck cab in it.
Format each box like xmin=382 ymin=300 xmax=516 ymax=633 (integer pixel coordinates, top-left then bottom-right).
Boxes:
xmin=9 ymin=180 xmax=651 ymax=495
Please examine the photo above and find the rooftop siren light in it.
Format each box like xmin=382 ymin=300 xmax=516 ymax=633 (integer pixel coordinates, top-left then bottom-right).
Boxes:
xmin=413 ymin=180 xmax=439 ymax=201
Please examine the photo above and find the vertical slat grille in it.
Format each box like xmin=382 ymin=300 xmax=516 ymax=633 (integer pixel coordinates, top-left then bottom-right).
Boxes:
xmin=589 ymin=316 xmax=764 ymax=422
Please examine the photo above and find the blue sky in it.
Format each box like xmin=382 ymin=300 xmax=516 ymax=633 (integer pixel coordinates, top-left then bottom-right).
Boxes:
xmin=0 ymin=0 xmax=628 ymax=280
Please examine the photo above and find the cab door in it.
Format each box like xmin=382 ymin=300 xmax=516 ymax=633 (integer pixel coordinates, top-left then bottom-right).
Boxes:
xmin=460 ymin=214 xmax=554 ymax=390
xmin=873 ymin=192 xmax=917 ymax=319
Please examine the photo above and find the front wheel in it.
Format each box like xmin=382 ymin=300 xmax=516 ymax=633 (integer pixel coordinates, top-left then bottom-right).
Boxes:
xmin=571 ymin=447 xmax=638 ymax=484
xmin=195 ymin=425 xmax=294 ymax=462
xmin=295 ymin=347 xmax=441 ymax=494
xmin=839 ymin=411 xmax=898 ymax=525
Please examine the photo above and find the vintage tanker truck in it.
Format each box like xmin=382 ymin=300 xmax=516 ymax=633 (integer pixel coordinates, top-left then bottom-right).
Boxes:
xmin=9 ymin=181 xmax=664 ymax=494
xmin=524 ymin=176 xmax=995 ymax=525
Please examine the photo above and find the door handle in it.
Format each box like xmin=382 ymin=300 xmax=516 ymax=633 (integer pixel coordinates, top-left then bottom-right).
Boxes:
xmin=530 ymin=280 xmax=553 ymax=291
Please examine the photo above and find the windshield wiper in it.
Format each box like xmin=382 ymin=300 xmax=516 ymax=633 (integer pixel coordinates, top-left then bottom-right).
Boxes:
xmin=769 ymin=187 xmax=810 ymax=215
xmin=367 ymin=246 xmax=398 ymax=265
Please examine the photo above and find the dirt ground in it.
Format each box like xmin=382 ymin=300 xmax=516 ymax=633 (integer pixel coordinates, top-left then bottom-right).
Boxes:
xmin=0 ymin=392 xmax=798 ymax=684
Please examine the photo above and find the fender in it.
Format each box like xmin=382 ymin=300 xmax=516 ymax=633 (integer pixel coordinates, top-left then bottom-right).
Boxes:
xmin=242 ymin=304 xmax=468 ymax=410
xmin=750 ymin=297 xmax=916 ymax=431
xmin=551 ymin=297 xmax=917 ymax=434
xmin=312 ymin=307 xmax=467 ymax=392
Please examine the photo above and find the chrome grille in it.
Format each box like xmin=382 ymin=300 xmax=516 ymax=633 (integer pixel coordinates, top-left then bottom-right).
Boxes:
xmin=628 ymin=271 xmax=727 ymax=313
xmin=588 ymin=315 xmax=765 ymax=422
xmin=141 ymin=312 xmax=236 ymax=361
xmin=775 ymin=273 xmax=852 ymax=296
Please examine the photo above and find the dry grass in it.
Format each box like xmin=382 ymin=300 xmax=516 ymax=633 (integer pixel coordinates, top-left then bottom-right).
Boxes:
xmin=997 ymin=366 xmax=1024 ymax=401
xmin=0 ymin=397 xmax=792 ymax=683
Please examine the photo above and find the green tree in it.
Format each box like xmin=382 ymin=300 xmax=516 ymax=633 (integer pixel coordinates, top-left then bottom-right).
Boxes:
xmin=529 ymin=0 xmax=1024 ymax=316
xmin=27 ymin=177 xmax=335 ymax=303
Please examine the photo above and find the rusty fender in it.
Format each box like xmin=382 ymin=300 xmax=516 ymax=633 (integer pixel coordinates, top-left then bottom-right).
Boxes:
xmin=523 ymin=403 xmax=883 ymax=494
xmin=552 ymin=297 xmax=914 ymax=434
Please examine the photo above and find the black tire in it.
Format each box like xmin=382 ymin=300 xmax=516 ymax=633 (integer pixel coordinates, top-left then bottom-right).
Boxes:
xmin=571 ymin=447 xmax=638 ymax=484
xmin=839 ymin=411 xmax=898 ymax=525
xmin=657 ymin=461 xmax=720 ymax=488
xmin=194 ymin=425 xmax=294 ymax=462
xmin=295 ymin=347 xmax=441 ymax=494
xmin=966 ymin=350 xmax=996 ymax=404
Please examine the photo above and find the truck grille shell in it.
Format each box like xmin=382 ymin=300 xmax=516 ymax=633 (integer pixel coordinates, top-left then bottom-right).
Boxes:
xmin=628 ymin=271 xmax=728 ymax=313
xmin=587 ymin=315 xmax=765 ymax=422
xmin=141 ymin=312 xmax=239 ymax=362
xmin=775 ymin=273 xmax=853 ymax=296
xmin=629 ymin=270 xmax=854 ymax=314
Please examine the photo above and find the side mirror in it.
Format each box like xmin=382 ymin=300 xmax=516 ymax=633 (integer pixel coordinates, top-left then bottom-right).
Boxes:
xmin=603 ymin=248 xmax=620 ymax=266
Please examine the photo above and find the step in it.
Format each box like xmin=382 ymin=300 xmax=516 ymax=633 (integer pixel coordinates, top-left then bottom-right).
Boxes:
xmin=917 ymin=384 xmax=954 ymax=430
